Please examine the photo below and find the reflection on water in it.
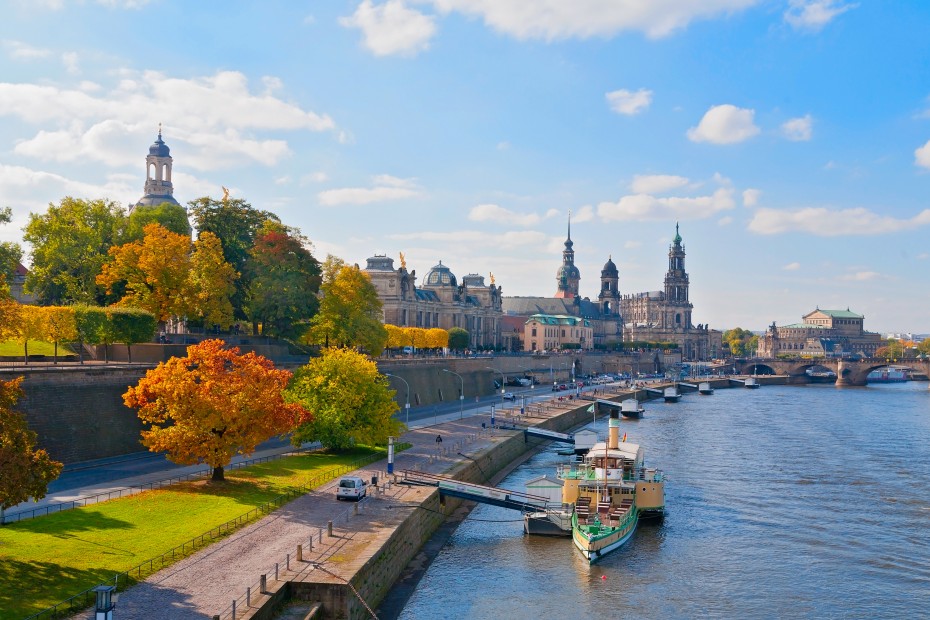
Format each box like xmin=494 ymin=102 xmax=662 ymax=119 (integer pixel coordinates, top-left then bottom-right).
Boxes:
xmin=399 ymin=382 xmax=930 ymax=619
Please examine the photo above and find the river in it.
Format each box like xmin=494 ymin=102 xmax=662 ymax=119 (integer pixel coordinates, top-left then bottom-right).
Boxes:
xmin=398 ymin=382 xmax=930 ymax=619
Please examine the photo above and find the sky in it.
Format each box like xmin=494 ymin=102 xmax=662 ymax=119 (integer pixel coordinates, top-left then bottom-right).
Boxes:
xmin=2 ymin=0 xmax=929 ymax=334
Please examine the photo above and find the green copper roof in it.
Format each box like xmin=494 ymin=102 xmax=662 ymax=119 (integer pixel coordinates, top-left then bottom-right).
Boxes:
xmin=816 ymin=309 xmax=863 ymax=318
xmin=673 ymin=222 xmax=681 ymax=244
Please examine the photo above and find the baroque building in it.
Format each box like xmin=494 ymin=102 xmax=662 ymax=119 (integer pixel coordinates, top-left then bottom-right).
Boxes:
xmin=756 ymin=308 xmax=883 ymax=358
xmin=364 ymin=254 xmax=503 ymax=348
xmin=503 ymin=220 xmax=719 ymax=360
xmin=131 ymin=126 xmax=181 ymax=212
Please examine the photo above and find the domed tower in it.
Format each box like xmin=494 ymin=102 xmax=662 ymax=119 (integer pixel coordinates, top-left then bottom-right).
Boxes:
xmin=663 ymin=223 xmax=693 ymax=328
xmin=132 ymin=125 xmax=180 ymax=212
xmin=554 ymin=215 xmax=580 ymax=299
xmin=598 ymin=255 xmax=620 ymax=315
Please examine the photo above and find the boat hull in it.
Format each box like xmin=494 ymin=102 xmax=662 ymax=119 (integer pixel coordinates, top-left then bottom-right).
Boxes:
xmin=698 ymin=389 xmax=714 ymax=395
xmin=572 ymin=511 xmax=639 ymax=563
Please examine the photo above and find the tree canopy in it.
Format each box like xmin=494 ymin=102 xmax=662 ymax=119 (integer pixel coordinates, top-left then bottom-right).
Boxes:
xmin=125 ymin=202 xmax=191 ymax=241
xmin=23 ymin=197 xmax=127 ymax=305
xmin=0 ymin=206 xmax=23 ymax=282
xmin=309 ymin=256 xmax=387 ymax=355
xmin=0 ymin=377 xmax=63 ymax=511
xmin=722 ymin=328 xmax=758 ymax=356
xmin=286 ymin=347 xmax=401 ymax=451
xmin=448 ymin=326 xmax=469 ymax=350
xmin=123 ymin=339 xmax=305 ymax=480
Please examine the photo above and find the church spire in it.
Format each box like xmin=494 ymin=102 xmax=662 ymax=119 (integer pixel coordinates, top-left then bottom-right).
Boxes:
xmin=555 ymin=210 xmax=580 ymax=298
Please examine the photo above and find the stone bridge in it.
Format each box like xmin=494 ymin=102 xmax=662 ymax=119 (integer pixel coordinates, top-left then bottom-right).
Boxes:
xmin=733 ymin=358 xmax=930 ymax=387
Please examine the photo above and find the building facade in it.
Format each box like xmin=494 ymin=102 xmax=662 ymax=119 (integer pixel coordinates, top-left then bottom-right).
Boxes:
xmin=132 ymin=126 xmax=181 ymax=212
xmin=524 ymin=314 xmax=593 ymax=352
xmin=757 ymin=308 xmax=883 ymax=358
xmin=364 ymin=254 xmax=503 ymax=348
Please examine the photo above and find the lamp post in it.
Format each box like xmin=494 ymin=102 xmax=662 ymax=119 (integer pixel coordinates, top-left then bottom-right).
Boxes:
xmin=93 ymin=585 xmax=117 ymax=620
xmin=442 ymin=369 xmax=464 ymax=419
xmin=486 ymin=366 xmax=506 ymax=403
xmin=384 ymin=373 xmax=410 ymax=426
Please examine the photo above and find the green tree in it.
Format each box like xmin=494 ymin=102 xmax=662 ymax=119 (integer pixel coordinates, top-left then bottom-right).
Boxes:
xmin=0 ymin=377 xmax=64 ymax=517
xmin=188 ymin=196 xmax=278 ymax=322
xmin=448 ymin=327 xmax=469 ymax=350
xmin=110 ymin=307 xmax=158 ymax=363
xmin=188 ymin=231 xmax=238 ymax=330
xmin=125 ymin=202 xmax=192 ymax=242
xmin=309 ymin=256 xmax=387 ymax=355
xmin=287 ymin=347 xmax=402 ymax=451
xmin=23 ymin=197 xmax=126 ymax=305
xmin=243 ymin=222 xmax=320 ymax=338
xmin=722 ymin=328 xmax=756 ymax=356
xmin=0 ymin=206 xmax=24 ymax=282
xmin=917 ymin=338 xmax=930 ymax=357
xmin=0 ymin=279 xmax=20 ymax=342
xmin=43 ymin=306 xmax=77 ymax=363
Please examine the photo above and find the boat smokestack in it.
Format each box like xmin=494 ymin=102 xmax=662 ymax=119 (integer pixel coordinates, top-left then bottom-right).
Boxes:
xmin=608 ymin=411 xmax=619 ymax=450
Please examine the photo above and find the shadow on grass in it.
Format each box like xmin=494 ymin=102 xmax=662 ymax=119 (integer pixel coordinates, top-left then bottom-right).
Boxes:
xmin=7 ymin=508 xmax=134 ymax=535
xmin=0 ymin=558 xmax=119 ymax=620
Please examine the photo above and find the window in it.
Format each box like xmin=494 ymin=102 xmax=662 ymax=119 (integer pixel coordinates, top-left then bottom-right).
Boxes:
xmin=532 ymin=328 xmax=537 ymax=337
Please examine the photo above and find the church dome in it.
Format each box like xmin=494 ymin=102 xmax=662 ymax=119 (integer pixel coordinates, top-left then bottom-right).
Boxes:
xmin=424 ymin=261 xmax=457 ymax=287
xmin=557 ymin=263 xmax=580 ymax=280
xmin=149 ymin=133 xmax=171 ymax=157
xmin=601 ymin=256 xmax=618 ymax=277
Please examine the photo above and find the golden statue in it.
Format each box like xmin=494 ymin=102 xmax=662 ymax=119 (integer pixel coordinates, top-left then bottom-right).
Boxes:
xmin=490 ymin=272 xmax=495 ymax=285
xmin=221 ymin=186 xmax=230 ymax=204
xmin=399 ymin=252 xmax=407 ymax=269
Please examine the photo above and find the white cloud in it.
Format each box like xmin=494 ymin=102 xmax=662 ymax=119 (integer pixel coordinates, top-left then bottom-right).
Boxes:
xmin=61 ymin=51 xmax=79 ymax=75
xmin=781 ymin=114 xmax=813 ymax=141
xmin=468 ymin=203 xmax=540 ymax=226
xmin=598 ymin=187 xmax=736 ymax=222
xmin=718 ymin=216 xmax=733 ymax=225
xmin=749 ymin=206 xmax=930 ymax=235
xmin=631 ymin=174 xmax=689 ymax=194
xmin=274 ymin=176 xmax=291 ymax=185
xmin=572 ymin=205 xmax=594 ymax=222
xmin=623 ymin=240 xmax=642 ymax=249
xmin=915 ymin=140 xmax=930 ymax=170
xmin=389 ymin=229 xmax=546 ymax=246
xmin=742 ymin=188 xmax=761 ymax=207
xmin=918 ymin=253 xmax=929 ymax=260
xmin=544 ymin=208 xmax=560 ymax=219
xmin=300 ymin=171 xmax=329 ymax=184
xmin=318 ymin=175 xmax=422 ymax=206
xmin=687 ymin=104 xmax=760 ymax=144
xmin=606 ymin=88 xmax=653 ymax=115
xmin=340 ymin=0 xmax=437 ymax=57
xmin=429 ymin=0 xmax=760 ymax=40
xmin=840 ymin=271 xmax=883 ymax=282
xmin=5 ymin=41 xmax=52 ymax=60
xmin=0 ymin=70 xmax=336 ymax=170
xmin=783 ymin=262 xmax=801 ymax=270
xmin=784 ymin=0 xmax=856 ymax=32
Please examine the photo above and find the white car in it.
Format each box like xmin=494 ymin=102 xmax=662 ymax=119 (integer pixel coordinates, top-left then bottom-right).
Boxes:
xmin=503 ymin=392 xmax=516 ymax=401
xmin=336 ymin=476 xmax=368 ymax=501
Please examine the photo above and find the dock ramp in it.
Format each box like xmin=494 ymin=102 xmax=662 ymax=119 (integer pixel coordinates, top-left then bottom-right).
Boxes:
xmin=678 ymin=382 xmax=699 ymax=391
xmin=398 ymin=470 xmax=550 ymax=513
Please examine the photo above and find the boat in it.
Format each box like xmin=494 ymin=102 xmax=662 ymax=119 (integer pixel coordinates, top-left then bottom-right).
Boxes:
xmin=698 ymin=381 xmax=714 ymax=395
xmin=867 ymin=368 xmax=908 ymax=383
xmin=663 ymin=385 xmax=681 ymax=403
xmin=620 ymin=398 xmax=644 ymax=418
xmin=744 ymin=377 xmax=760 ymax=389
xmin=805 ymin=368 xmax=837 ymax=384
xmin=557 ymin=410 xmax=664 ymax=563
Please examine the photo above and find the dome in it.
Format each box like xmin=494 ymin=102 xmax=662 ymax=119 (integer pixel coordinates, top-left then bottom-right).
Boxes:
xmin=557 ymin=264 xmax=580 ymax=280
xmin=424 ymin=261 xmax=457 ymax=287
xmin=149 ymin=132 xmax=171 ymax=157
xmin=601 ymin=256 xmax=618 ymax=277
xmin=133 ymin=194 xmax=180 ymax=209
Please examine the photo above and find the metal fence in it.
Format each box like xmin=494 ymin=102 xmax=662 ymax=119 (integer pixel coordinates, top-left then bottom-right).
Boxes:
xmin=21 ymin=449 xmax=401 ymax=620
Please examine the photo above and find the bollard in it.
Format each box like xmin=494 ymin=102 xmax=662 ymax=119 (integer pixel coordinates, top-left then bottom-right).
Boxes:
xmin=246 ymin=586 xmax=251 ymax=607
xmin=353 ymin=502 xmax=358 ymax=515
xmin=214 ymin=616 xmax=220 ymax=620
xmin=297 ymin=544 xmax=303 ymax=562
xmin=309 ymin=536 xmax=314 ymax=550
xmin=287 ymin=553 xmax=290 ymax=571
xmin=232 ymin=600 xmax=236 ymax=620
xmin=275 ymin=562 xmax=279 ymax=581
xmin=328 ymin=520 xmax=333 ymax=537
xmin=260 ymin=574 xmax=267 ymax=594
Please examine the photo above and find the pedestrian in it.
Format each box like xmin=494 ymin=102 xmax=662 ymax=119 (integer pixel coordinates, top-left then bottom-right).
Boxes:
xmin=435 ymin=434 xmax=443 ymax=445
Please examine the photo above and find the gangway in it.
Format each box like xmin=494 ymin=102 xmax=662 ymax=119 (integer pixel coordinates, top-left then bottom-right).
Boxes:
xmin=678 ymin=382 xmax=699 ymax=391
xmin=642 ymin=387 xmax=664 ymax=396
xmin=728 ymin=378 xmax=747 ymax=386
xmin=398 ymin=470 xmax=550 ymax=513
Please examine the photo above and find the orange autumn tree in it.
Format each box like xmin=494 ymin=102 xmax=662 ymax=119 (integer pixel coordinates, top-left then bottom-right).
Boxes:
xmin=123 ymin=339 xmax=306 ymax=481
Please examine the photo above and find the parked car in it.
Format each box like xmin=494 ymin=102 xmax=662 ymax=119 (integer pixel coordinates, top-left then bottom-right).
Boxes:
xmin=503 ymin=392 xmax=516 ymax=401
xmin=336 ymin=476 xmax=368 ymax=501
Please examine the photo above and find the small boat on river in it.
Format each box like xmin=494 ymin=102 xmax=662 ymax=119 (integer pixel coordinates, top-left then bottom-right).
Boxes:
xmin=663 ymin=385 xmax=681 ymax=403
xmin=698 ymin=381 xmax=714 ymax=395
xmin=558 ymin=411 xmax=664 ymax=563
xmin=620 ymin=398 xmax=644 ymax=418
xmin=744 ymin=377 xmax=760 ymax=389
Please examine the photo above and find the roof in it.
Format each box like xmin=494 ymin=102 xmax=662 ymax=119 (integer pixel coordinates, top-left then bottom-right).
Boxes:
xmin=526 ymin=313 xmax=590 ymax=327
xmin=781 ymin=323 xmax=827 ymax=329
xmin=502 ymin=296 xmax=578 ymax=317
xmin=585 ymin=441 xmax=643 ymax=462
xmin=805 ymin=308 xmax=863 ymax=319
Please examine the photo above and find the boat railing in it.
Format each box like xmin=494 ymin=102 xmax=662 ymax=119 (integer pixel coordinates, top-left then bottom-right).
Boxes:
xmin=559 ymin=463 xmax=663 ymax=483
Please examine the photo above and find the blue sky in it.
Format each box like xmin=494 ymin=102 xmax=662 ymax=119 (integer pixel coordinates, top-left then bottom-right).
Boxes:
xmin=2 ymin=0 xmax=929 ymax=334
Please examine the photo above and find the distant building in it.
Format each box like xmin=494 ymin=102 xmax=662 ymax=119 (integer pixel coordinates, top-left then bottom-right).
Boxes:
xmin=756 ymin=308 xmax=883 ymax=358
xmin=524 ymin=314 xmax=593 ymax=352
xmin=131 ymin=126 xmax=181 ymax=212
xmin=364 ymin=254 xmax=503 ymax=348
xmin=9 ymin=262 xmax=34 ymax=304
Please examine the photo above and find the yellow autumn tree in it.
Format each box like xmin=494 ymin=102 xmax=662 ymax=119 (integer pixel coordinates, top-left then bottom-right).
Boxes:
xmin=14 ymin=305 xmax=46 ymax=363
xmin=384 ymin=324 xmax=406 ymax=349
xmin=188 ymin=231 xmax=238 ymax=329
xmin=44 ymin=306 xmax=77 ymax=363
xmin=123 ymin=339 xmax=306 ymax=480
xmin=425 ymin=327 xmax=449 ymax=350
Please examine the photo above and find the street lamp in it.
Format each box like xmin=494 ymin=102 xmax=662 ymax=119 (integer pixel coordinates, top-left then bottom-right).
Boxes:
xmin=384 ymin=373 xmax=410 ymax=426
xmin=442 ymin=369 xmax=464 ymax=419
xmin=486 ymin=366 xmax=506 ymax=402
xmin=93 ymin=585 xmax=117 ymax=620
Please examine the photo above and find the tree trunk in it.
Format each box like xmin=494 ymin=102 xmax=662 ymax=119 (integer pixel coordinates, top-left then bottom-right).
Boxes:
xmin=211 ymin=465 xmax=225 ymax=481
xmin=54 ymin=341 xmax=58 ymax=364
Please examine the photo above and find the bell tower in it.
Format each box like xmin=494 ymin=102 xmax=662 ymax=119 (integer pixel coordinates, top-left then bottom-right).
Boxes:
xmin=663 ymin=223 xmax=692 ymax=328
xmin=554 ymin=213 xmax=581 ymax=299
xmin=132 ymin=124 xmax=180 ymax=212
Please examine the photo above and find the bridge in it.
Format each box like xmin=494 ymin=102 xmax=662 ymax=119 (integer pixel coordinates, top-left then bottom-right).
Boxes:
xmin=399 ymin=470 xmax=550 ymax=513
xmin=733 ymin=358 xmax=930 ymax=387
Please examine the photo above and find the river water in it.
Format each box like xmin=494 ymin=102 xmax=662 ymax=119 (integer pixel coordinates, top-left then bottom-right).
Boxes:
xmin=398 ymin=382 xmax=930 ymax=619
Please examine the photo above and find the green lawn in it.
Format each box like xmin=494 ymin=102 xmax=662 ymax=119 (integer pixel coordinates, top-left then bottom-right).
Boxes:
xmin=0 ymin=447 xmax=395 ymax=619
xmin=0 ymin=340 xmax=75 ymax=357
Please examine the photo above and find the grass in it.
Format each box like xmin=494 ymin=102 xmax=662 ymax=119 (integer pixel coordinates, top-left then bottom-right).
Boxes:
xmin=0 ymin=340 xmax=75 ymax=357
xmin=0 ymin=446 xmax=397 ymax=619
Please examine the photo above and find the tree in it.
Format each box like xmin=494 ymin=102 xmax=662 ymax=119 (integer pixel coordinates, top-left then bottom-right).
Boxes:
xmin=287 ymin=347 xmax=401 ymax=451
xmin=448 ymin=327 xmax=469 ymax=351
xmin=243 ymin=222 xmax=320 ymax=338
xmin=23 ymin=197 xmax=126 ymax=305
xmin=44 ymin=306 xmax=77 ymax=363
xmin=97 ymin=223 xmax=193 ymax=322
xmin=425 ymin=327 xmax=449 ymax=349
xmin=15 ymin=305 xmax=46 ymax=363
xmin=918 ymin=338 xmax=930 ymax=357
xmin=0 ymin=206 xmax=23 ymax=282
xmin=0 ymin=377 xmax=63 ymax=515
xmin=308 ymin=256 xmax=387 ymax=355
xmin=109 ymin=307 xmax=158 ymax=363
xmin=722 ymin=328 xmax=756 ymax=356
xmin=0 ymin=278 xmax=20 ymax=342
xmin=384 ymin=324 xmax=406 ymax=349
xmin=188 ymin=196 xmax=278 ymax=321
xmin=123 ymin=339 xmax=305 ymax=481
xmin=188 ymin=231 xmax=238 ymax=331
xmin=125 ymin=202 xmax=191 ymax=242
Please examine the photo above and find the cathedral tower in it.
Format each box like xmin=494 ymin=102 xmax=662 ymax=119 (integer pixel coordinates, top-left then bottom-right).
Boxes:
xmin=663 ymin=223 xmax=693 ymax=328
xmin=598 ymin=255 xmax=620 ymax=315
xmin=132 ymin=125 xmax=180 ymax=212
xmin=554 ymin=214 xmax=580 ymax=299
